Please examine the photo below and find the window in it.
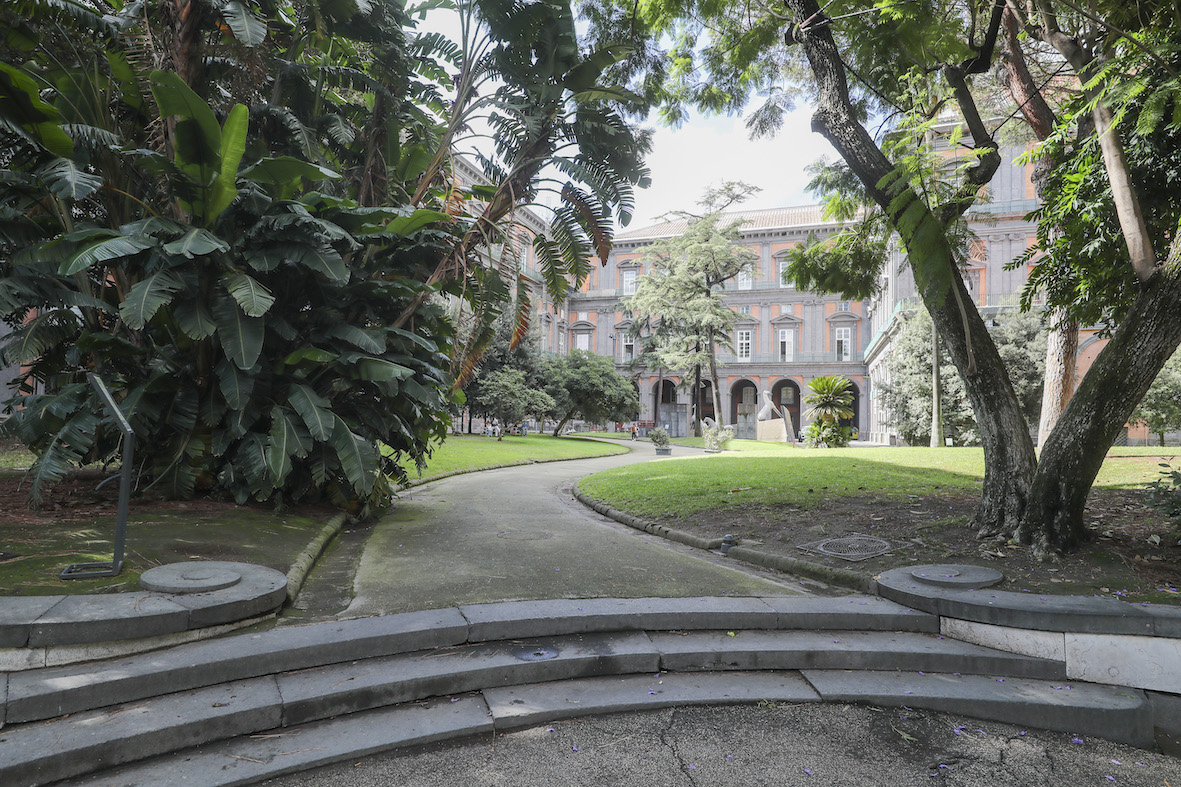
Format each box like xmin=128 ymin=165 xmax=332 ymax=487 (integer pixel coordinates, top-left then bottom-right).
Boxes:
xmin=737 ymin=329 xmax=752 ymax=361
xmin=577 ymin=311 xmax=588 ymax=323
xmin=836 ymin=301 xmax=851 ymax=312
xmin=778 ymin=259 xmax=793 ymax=288
xmin=621 ymin=270 xmax=637 ymax=295
xmin=623 ymin=338 xmax=635 ymax=362
xmin=835 ymin=326 xmax=852 ymax=361
xmin=738 ymin=305 xmax=751 ymax=315
xmin=737 ymin=268 xmax=753 ymax=290
xmin=778 ymin=328 xmax=794 ymax=362
xmin=574 ymin=332 xmax=591 ymax=352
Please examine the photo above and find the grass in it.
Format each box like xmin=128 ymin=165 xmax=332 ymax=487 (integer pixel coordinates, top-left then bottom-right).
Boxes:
xmin=0 ymin=507 xmax=329 ymax=596
xmin=400 ymin=433 xmax=628 ymax=481
xmin=578 ymin=445 xmax=1175 ymax=520
xmin=0 ymin=440 xmax=35 ymax=469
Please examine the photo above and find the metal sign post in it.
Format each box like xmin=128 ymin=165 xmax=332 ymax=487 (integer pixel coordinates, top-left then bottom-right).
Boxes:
xmin=61 ymin=373 xmax=135 ymax=579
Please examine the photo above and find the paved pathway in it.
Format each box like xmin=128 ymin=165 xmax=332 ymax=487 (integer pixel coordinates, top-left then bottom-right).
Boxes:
xmin=341 ymin=444 xmax=809 ymax=617
xmin=261 ymin=701 xmax=1181 ymax=787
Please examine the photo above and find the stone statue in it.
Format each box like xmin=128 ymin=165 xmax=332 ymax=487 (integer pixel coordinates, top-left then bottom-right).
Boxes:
xmin=757 ymin=390 xmax=776 ymax=421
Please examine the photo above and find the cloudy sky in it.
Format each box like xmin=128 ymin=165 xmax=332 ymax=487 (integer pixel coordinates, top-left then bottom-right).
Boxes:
xmin=626 ymin=108 xmax=838 ymax=229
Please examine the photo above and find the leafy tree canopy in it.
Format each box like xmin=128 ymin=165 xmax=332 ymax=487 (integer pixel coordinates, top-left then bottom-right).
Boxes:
xmin=476 ymin=368 xmax=556 ymax=438
xmin=879 ymin=307 xmax=1046 ymax=446
xmin=0 ymin=0 xmax=651 ymax=513
xmin=1131 ymin=349 xmax=1181 ymax=445
xmin=544 ymin=350 xmax=639 ymax=435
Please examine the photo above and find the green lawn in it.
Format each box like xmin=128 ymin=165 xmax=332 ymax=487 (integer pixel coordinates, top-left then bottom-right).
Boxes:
xmin=0 ymin=441 xmax=36 ymax=469
xmin=401 ymin=433 xmax=628 ymax=481
xmin=578 ymin=445 xmax=1176 ymax=519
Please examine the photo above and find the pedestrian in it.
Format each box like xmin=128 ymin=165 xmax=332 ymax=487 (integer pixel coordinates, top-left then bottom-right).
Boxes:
xmin=631 ymin=424 xmax=638 ymax=441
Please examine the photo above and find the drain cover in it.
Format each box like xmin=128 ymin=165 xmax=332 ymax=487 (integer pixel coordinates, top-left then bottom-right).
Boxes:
xmin=798 ymin=534 xmax=893 ymax=562
xmin=513 ymin=646 xmax=559 ymax=662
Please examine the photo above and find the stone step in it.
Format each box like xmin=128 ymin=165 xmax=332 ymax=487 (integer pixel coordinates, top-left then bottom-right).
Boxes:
xmin=3 ymin=596 xmax=932 ymax=726
xmin=69 ymin=694 xmax=495 ymax=787
xmin=1 ymin=628 xmax=1066 ymax=786
xmin=801 ymin=669 xmax=1154 ymax=747
xmin=651 ymin=630 xmax=1066 ymax=680
xmin=65 ymin=671 xmax=1152 ymax=787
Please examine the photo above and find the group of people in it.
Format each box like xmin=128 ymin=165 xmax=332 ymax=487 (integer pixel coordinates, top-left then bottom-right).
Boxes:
xmin=483 ymin=419 xmax=528 ymax=438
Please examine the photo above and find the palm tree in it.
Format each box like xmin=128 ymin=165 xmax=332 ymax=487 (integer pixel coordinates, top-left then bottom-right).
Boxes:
xmin=803 ymin=375 xmax=855 ymax=448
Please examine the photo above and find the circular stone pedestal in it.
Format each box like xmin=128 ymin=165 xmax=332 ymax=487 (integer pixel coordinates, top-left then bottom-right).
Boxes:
xmin=908 ymin=564 xmax=1004 ymax=589
xmin=140 ymin=562 xmax=243 ymax=594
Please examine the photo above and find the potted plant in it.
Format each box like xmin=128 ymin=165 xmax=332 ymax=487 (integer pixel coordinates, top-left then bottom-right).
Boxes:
xmin=649 ymin=427 xmax=672 ymax=455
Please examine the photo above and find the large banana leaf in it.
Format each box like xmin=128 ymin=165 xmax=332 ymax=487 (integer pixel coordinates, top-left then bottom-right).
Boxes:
xmin=175 ymin=299 xmax=218 ymax=339
xmin=162 ymin=228 xmax=229 ymax=258
xmin=0 ymin=309 xmax=81 ymax=365
xmin=207 ymin=104 xmax=248 ymax=223
xmin=212 ymin=295 xmax=265 ymax=370
xmin=266 ymin=406 xmax=311 ymax=485
xmin=288 ymin=384 xmax=333 ymax=441
xmin=0 ymin=62 xmax=74 ymax=157
xmin=120 ymin=270 xmax=183 ymax=329
xmin=60 ymin=234 xmax=152 ymax=275
xmin=223 ymin=272 xmax=275 ymax=317
xmin=38 ymin=157 xmax=104 ymax=201
xmin=330 ymin=415 xmax=378 ymax=494
xmin=220 ymin=1 xmax=268 ymax=46
xmin=216 ymin=357 xmax=255 ymax=410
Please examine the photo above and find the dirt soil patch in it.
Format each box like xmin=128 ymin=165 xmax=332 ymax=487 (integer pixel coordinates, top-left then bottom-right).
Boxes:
xmin=658 ymin=489 xmax=1181 ymax=603
xmin=0 ymin=469 xmax=335 ymax=596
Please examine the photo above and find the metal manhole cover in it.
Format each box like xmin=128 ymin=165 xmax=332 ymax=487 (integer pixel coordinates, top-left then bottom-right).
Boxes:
xmin=797 ymin=534 xmax=893 ymax=562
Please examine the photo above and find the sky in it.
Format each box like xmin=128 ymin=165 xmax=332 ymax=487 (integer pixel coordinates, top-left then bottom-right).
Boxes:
xmin=626 ymin=108 xmax=838 ymax=229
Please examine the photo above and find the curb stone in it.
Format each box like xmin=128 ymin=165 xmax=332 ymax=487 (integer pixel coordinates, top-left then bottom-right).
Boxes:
xmin=572 ymin=485 xmax=871 ymax=592
xmin=285 ymin=512 xmax=349 ymax=605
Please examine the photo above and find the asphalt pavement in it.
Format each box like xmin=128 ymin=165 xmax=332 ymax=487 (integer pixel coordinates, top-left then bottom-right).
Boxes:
xmin=341 ymin=444 xmax=810 ymax=617
xmin=260 ymin=702 xmax=1181 ymax=786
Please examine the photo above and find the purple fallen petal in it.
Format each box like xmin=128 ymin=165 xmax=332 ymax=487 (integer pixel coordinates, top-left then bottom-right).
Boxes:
xmin=1072 ymin=737 xmax=1085 ymax=744
xmin=571 ymin=745 xmax=579 ymax=752
xmin=804 ymin=768 xmax=813 ymax=775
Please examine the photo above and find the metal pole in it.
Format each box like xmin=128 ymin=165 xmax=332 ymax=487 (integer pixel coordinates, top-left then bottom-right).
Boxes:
xmin=61 ymin=374 xmax=134 ymax=579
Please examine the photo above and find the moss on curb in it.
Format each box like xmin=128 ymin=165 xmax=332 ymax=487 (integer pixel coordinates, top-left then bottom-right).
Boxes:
xmin=571 ymin=484 xmax=871 ymax=593
xmin=285 ymin=512 xmax=349 ymax=605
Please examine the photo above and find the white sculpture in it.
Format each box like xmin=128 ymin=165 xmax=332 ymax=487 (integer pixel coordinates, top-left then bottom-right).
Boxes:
xmin=757 ymin=389 xmax=776 ymax=421
xmin=701 ymin=417 xmax=735 ymax=452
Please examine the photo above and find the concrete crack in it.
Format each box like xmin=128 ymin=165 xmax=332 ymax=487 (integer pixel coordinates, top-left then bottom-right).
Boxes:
xmin=656 ymin=708 xmax=699 ymax=786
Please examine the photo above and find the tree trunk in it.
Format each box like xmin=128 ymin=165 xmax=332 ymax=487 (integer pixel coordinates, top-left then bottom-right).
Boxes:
xmin=654 ymin=368 xmax=663 ymax=427
xmin=930 ymin=323 xmax=943 ymax=448
xmin=708 ymin=332 xmax=725 ymax=429
xmin=693 ymin=351 xmax=702 ymax=437
xmin=1020 ymin=255 xmax=1181 ymax=554
xmin=788 ymin=0 xmax=1038 ymax=539
xmin=552 ymin=411 xmax=574 ymax=437
xmin=1037 ymin=309 xmax=1078 ymax=446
